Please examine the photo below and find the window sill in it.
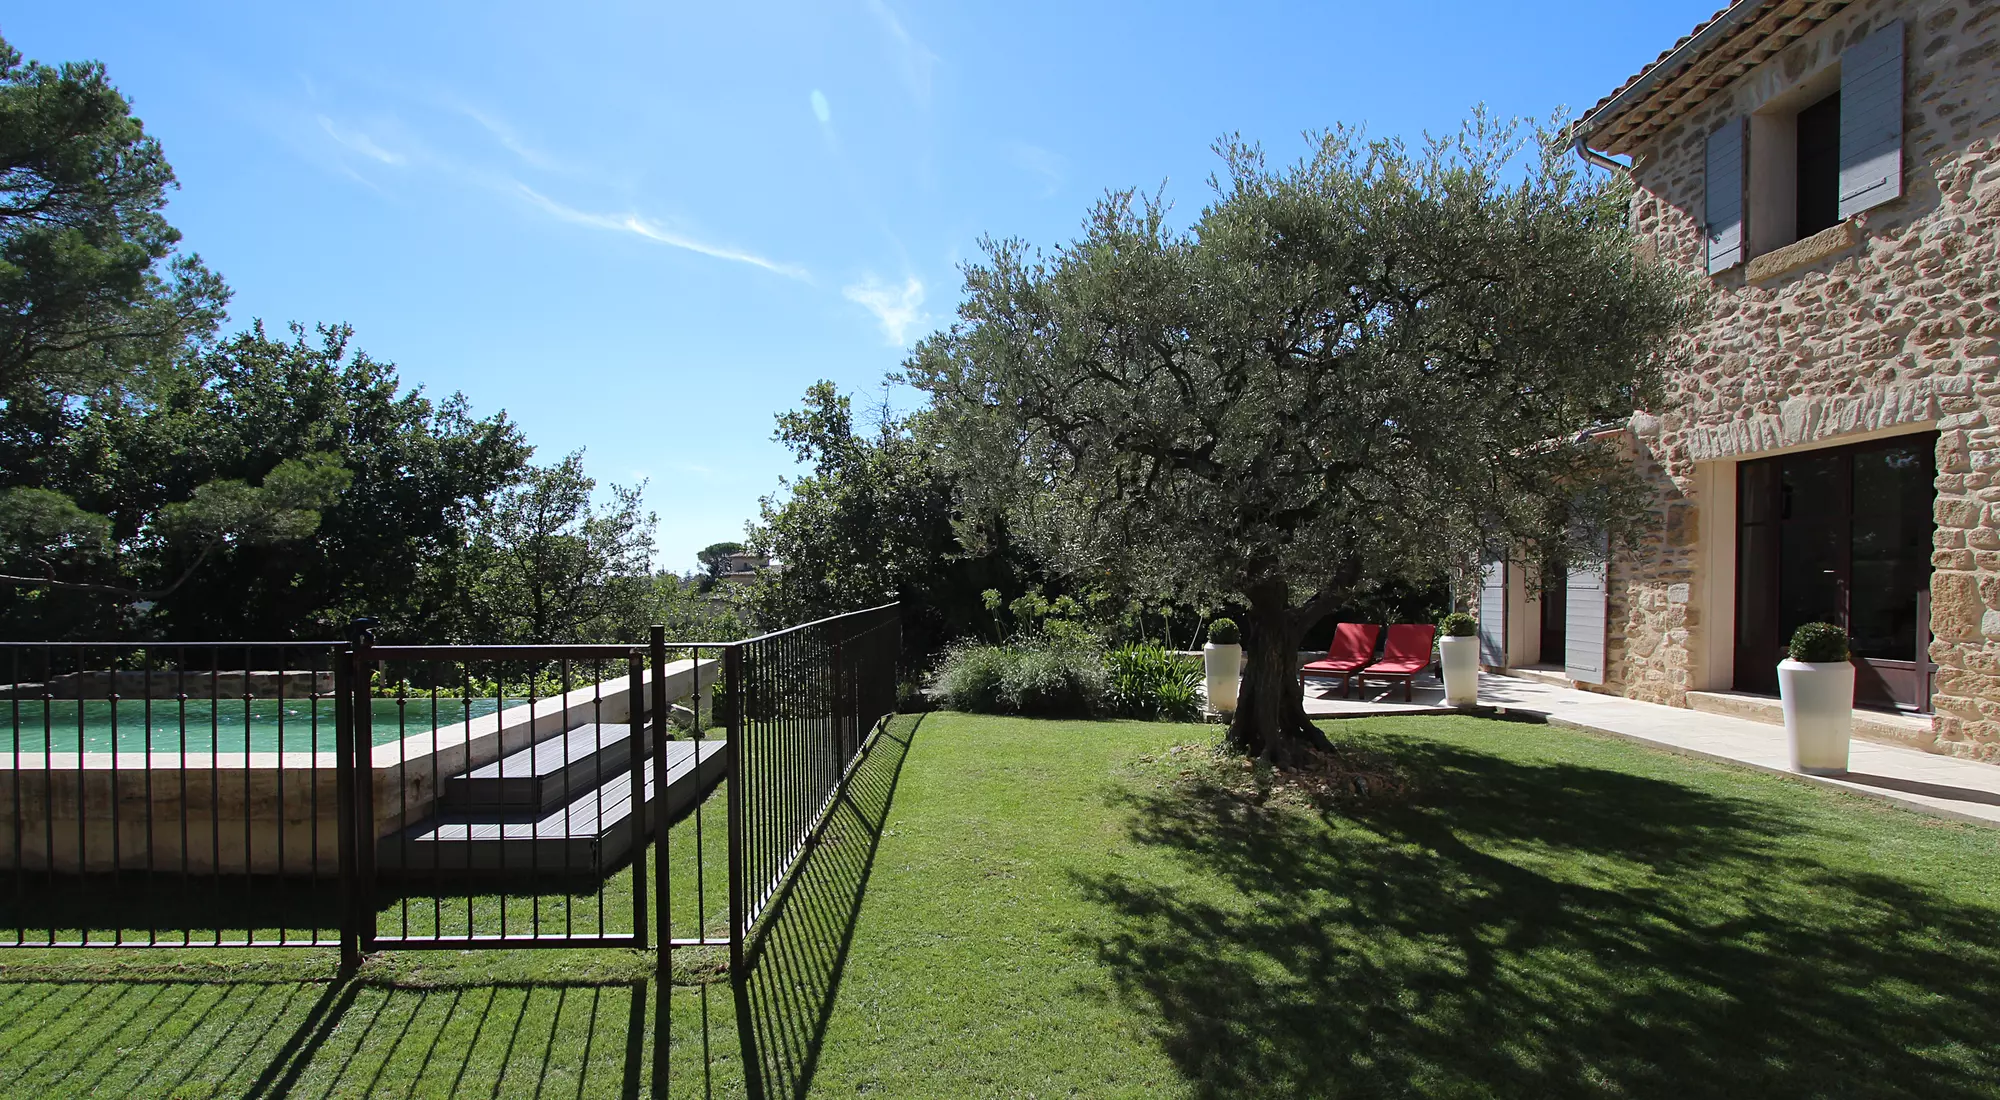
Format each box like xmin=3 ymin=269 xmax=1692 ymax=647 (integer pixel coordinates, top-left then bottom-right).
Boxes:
xmin=1745 ymin=220 xmax=1858 ymax=283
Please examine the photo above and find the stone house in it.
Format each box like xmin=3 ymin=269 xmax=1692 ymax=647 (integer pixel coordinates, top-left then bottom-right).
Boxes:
xmin=1480 ymin=0 xmax=2000 ymax=759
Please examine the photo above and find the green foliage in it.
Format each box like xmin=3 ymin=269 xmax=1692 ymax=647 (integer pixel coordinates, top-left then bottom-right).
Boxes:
xmin=1 ymin=322 xmax=531 ymax=639
xmin=466 ymin=451 xmax=656 ymax=646
xmin=646 ymin=572 xmax=748 ymax=643
xmin=1788 ymin=622 xmax=1850 ymax=664
xmin=695 ymin=540 xmax=746 ymax=580
xmin=909 ymin=112 xmax=1692 ymax=753
xmin=1206 ymin=618 xmax=1239 ymax=645
xmin=933 ymin=641 xmax=1012 ymax=714
xmin=748 ymin=381 xmax=1027 ymax=661
xmin=937 ymin=632 xmax=1205 ymax=721
xmin=153 ymin=452 xmax=350 ymax=545
xmin=933 ymin=630 xmax=1108 ymax=718
xmin=0 ymin=35 xmax=228 ymax=403
xmin=1439 ymin=612 xmax=1478 ymax=638
xmin=1106 ymin=642 xmax=1204 ymax=721
xmin=0 ymin=486 xmax=112 ymax=560
xmin=0 ymin=38 xmax=671 ymax=647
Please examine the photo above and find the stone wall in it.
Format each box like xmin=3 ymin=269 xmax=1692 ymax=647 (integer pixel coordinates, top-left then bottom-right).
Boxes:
xmin=1607 ymin=0 xmax=2000 ymax=759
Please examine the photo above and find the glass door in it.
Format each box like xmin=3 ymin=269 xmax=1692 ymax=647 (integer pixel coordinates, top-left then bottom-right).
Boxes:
xmin=1734 ymin=433 xmax=1937 ymax=711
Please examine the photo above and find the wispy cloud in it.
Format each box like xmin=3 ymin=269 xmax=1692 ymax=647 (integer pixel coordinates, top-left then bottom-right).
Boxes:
xmin=810 ymin=90 xmax=832 ymax=125
xmin=306 ymin=98 xmax=803 ymax=281
xmin=457 ymin=104 xmax=563 ymax=171
xmin=844 ymin=275 xmax=929 ymax=346
xmin=864 ymin=0 xmax=940 ymax=106
xmin=1008 ymin=142 xmax=1065 ymax=197
xmin=317 ymin=116 xmax=406 ymax=165
xmin=516 ymin=184 xmax=812 ymax=280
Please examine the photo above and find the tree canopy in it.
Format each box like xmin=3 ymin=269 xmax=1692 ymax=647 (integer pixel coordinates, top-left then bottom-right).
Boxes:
xmin=696 ymin=541 xmax=747 ymax=580
xmin=465 ymin=452 xmax=657 ymax=645
xmin=748 ymin=381 xmax=1029 ymax=662
xmin=0 ymin=35 xmax=227 ymax=403
xmin=0 ymin=35 xmax=690 ymax=647
xmin=0 ymin=323 xmax=533 ymax=639
xmin=909 ymin=117 xmax=1692 ymax=760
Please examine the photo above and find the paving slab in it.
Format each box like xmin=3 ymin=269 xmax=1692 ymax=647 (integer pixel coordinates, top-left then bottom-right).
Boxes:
xmin=1453 ymin=675 xmax=2000 ymax=828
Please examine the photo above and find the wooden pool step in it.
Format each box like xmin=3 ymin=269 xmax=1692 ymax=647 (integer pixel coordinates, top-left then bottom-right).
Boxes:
xmin=442 ymin=722 xmax=636 ymax=813
xmin=378 ymin=736 xmax=726 ymax=876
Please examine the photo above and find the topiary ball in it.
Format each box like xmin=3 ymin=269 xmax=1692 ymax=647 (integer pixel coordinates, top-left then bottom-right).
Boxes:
xmin=1439 ymin=612 xmax=1478 ymax=638
xmin=1207 ymin=618 xmax=1240 ymax=645
xmin=1788 ymin=622 xmax=1850 ymax=663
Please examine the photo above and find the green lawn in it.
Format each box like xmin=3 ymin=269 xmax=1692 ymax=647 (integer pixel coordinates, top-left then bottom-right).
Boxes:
xmin=4 ymin=712 xmax=2000 ymax=1097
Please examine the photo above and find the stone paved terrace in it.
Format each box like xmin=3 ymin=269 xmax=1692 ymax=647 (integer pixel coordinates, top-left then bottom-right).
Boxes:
xmin=1303 ymin=672 xmax=2000 ymax=828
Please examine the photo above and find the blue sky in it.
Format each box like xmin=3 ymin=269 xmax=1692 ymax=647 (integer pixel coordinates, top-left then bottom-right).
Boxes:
xmin=9 ymin=1 xmax=1713 ymax=574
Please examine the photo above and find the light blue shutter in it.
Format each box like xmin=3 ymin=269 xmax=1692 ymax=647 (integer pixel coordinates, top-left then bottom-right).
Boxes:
xmin=1705 ymin=118 xmax=1745 ymax=273
xmin=1477 ymin=559 xmax=1507 ymax=667
xmin=1565 ymin=552 xmax=1608 ymax=685
xmin=1839 ymin=20 xmax=1905 ymax=219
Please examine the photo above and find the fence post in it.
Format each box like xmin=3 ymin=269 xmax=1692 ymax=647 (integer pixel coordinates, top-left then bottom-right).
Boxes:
xmin=650 ymin=626 xmax=669 ymax=977
xmin=627 ymin=650 xmax=649 ymax=950
xmin=350 ymin=621 xmax=378 ymax=955
xmin=725 ymin=641 xmax=765 ymax=1098
xmin=334 ymin=631 xmax=360 ymax=975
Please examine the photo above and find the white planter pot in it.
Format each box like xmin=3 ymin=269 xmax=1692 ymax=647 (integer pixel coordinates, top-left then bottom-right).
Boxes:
xmin=1778 ymin=658 xmax=1854 ymax=775
xmin=1203 ymin=643 xmax=1241 ymax=714
xmin=1439 ymin=635 xmax=1479 ymax=706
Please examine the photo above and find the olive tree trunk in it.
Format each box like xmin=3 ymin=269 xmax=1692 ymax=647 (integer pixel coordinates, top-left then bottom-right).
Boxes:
xmin=1225 ymin=591 xmax=1336 ymax=765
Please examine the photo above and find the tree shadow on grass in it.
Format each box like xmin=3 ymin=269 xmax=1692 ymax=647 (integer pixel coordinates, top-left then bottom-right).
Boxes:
xmin=734 ymin=712 xmax=922 ymax=1099
xmin=1078 ymin=733 xmax=2000 ymax=1099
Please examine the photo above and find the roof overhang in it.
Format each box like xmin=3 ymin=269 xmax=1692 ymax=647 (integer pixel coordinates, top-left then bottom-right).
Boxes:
xmin=1573 ymin=0 xmax=1852 ymax=158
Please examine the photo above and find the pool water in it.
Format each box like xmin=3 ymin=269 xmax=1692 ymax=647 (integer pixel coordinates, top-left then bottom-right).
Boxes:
xmin=3 ymin=697 xmax=515 ymax=754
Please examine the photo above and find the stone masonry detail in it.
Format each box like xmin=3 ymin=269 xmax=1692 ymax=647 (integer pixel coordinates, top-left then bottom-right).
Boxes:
xmin=1604 ymin=0 xmax=2000 ymax=759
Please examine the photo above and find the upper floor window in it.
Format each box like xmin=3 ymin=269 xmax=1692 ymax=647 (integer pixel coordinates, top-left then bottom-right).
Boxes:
xmin=1794 ymin=90 xmax=1840 ymax=240
xmin=1704 ymin=19 xmax=1905 ymax=276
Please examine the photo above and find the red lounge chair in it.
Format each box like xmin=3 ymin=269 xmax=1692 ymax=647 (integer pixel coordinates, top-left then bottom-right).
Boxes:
xmin=1299 ymin=624 xmax=1381 ymax=697
xmin=1353 ymin=624 xmax=1437 ymax=702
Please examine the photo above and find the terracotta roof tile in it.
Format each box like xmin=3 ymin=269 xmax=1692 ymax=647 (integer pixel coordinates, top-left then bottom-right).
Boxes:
xmin=1576 ymin=2 xmax=1752 ymax=132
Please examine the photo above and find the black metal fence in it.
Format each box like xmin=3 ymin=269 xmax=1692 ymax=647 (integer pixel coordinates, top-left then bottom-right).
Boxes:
xmin=728 ymin=603 xmax=900 ymax=949
xmin=1 ymin=605 xmax=901 ymax=1097
xmin=1 ymin=641 xmax=349 ymax=948
xmin=0 ymin=606 xmax=899 ymax=961
xmin=350 ymin=634 xmax=731 ymax=955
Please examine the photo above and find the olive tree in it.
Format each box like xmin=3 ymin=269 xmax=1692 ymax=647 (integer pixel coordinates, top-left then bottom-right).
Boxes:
xmin=908 ymin=116 xmax=1690 ymax=763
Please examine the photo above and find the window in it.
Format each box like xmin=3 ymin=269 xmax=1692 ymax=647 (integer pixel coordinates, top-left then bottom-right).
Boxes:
xmin=1704 ymin=20 xmax=1904 ymax=275
xmin=1794 ymin=91 xmax=1841 ymax=240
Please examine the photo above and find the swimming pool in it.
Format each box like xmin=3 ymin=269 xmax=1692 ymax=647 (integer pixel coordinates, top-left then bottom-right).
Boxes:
xmin=1 ymin=696 xmax=523 ymax=753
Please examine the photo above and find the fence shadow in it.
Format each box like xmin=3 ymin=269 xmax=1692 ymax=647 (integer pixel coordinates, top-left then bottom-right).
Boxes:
xmin=1075 ymin=734 xmax=2000 ymax=1099
xmin=0 ymin=968 xmax=656 ymax=1098
xmin=734 ymin=711 xmax=922 ymax=1099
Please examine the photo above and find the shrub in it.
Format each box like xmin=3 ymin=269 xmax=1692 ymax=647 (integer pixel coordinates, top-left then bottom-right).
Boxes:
xmin=933 ymin=631 xmax=1107 ymax=717
xmin=1789 ymin=622 xmax=1850 ymax=663
xmin=1439 ymin=612 xmax=1477 ymax=638
xmin=1154 ymin=674 xmax=1202 ymax=722
xmin=1106 ymin=642 xmax=1204 ymax=721
xmin=1207 ymin=618 xmax=1240 ymax=645
xmin=999 ymin=637 xmax=1108 ymax=716
xmin=933 ymin=641 xmax=1012 ymax=713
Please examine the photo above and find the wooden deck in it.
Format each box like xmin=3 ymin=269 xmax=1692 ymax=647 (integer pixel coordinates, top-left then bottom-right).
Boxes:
xmin=378 ymin=732 xmax=726 ymax=875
